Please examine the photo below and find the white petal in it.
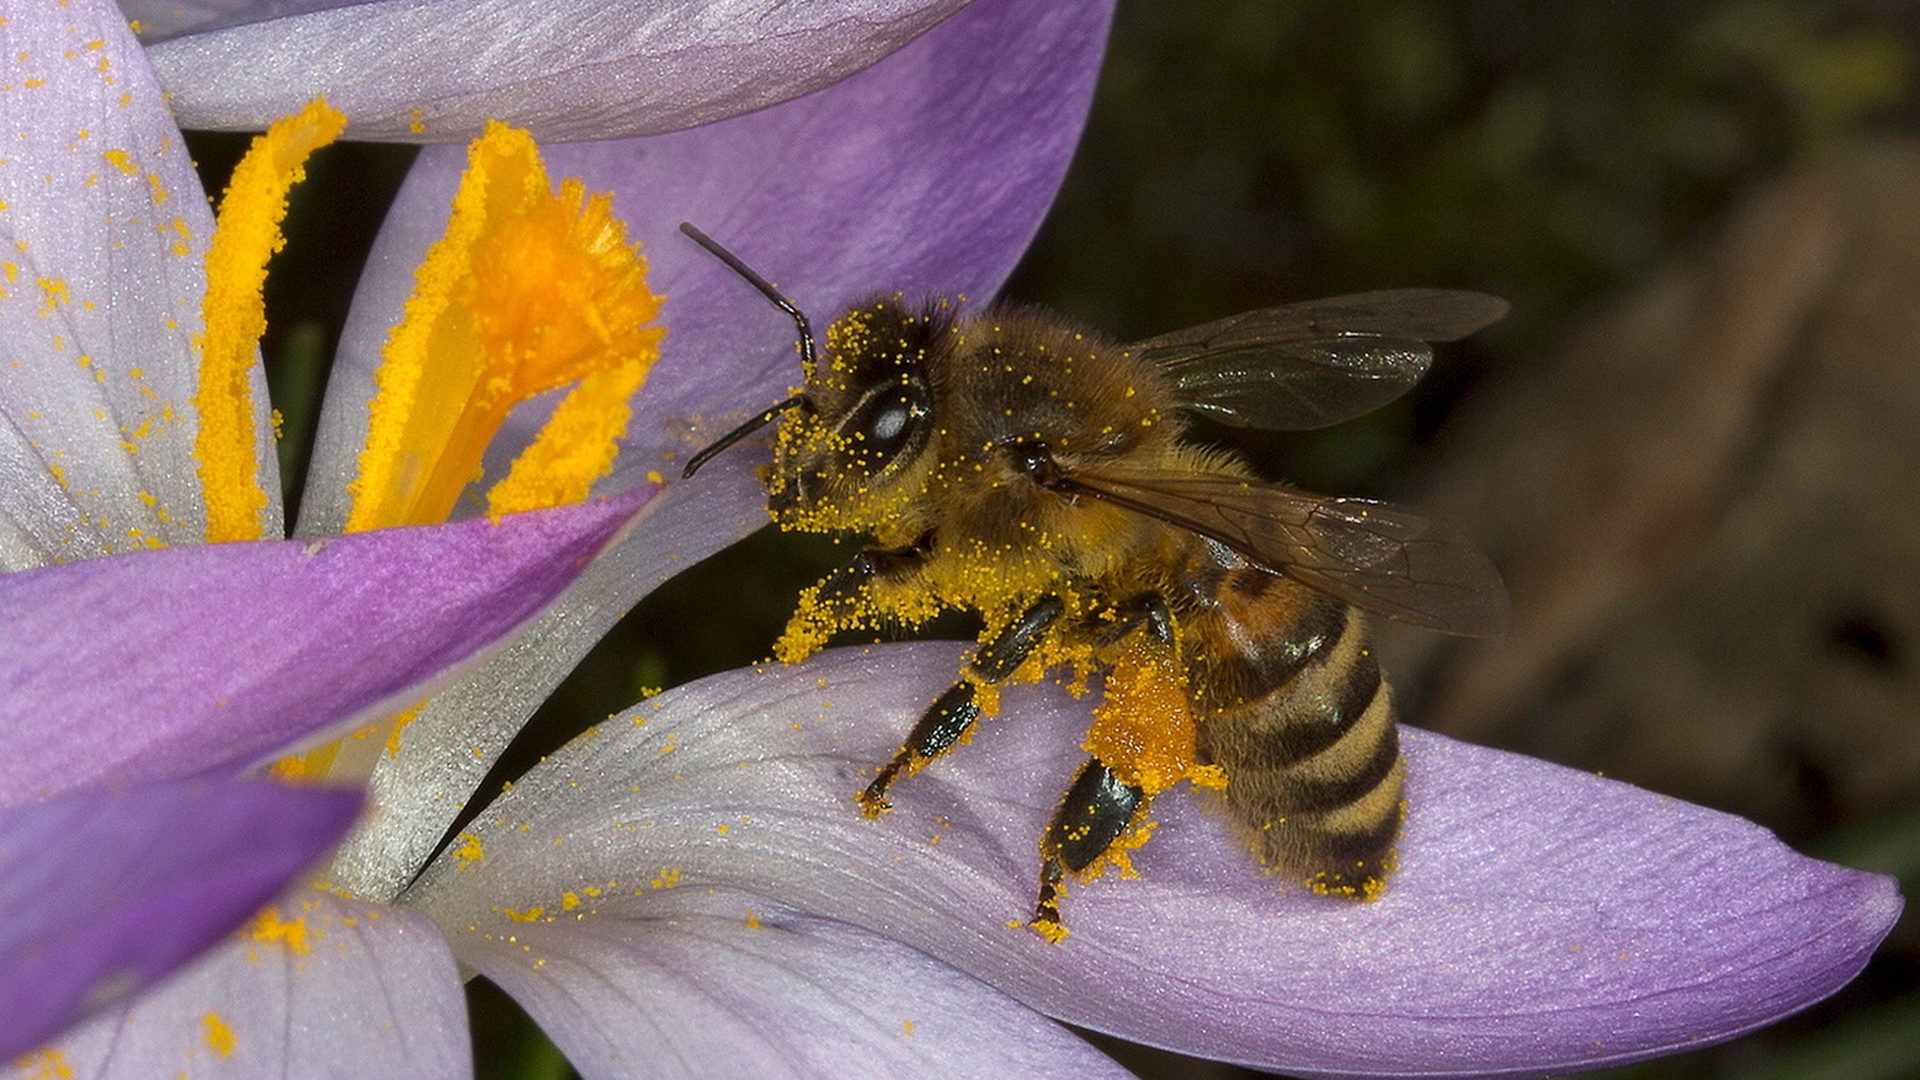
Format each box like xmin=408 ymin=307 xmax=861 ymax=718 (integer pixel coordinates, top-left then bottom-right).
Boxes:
xmin=453 ymin=888 xmax=1133 ymax=1080
xmin=15 ymin=894 xmax=471 ymax=1080
xmin=0 ymin=0 xmax=271 ymax=568
xmin=146 ymin=0 xmax=971 ymax=142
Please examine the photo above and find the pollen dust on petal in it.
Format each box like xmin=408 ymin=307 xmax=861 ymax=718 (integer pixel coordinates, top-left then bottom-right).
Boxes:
xmin=246 ymin=905 xmax=311 ymax=955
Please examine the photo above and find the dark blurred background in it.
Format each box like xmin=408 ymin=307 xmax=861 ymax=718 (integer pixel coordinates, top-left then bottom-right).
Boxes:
xmin=201 ymin=2 xmax=1920 ymax=1077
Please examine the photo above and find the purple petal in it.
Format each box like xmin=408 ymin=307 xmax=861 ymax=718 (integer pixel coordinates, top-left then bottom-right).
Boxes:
xmin=408 ymin=643 xmax=1902 ymax=1079
xmin=458 ymin=888 xmax=1134 ymax=1080
xmin=605 ymin=0 xmax=1116 ymax=491
xmin=0 ymin=0 xmax=257 ymax=567
xmin=301 ymin=0 xmax=1111 ymax=531
xmin=0 ymin=777 xmax=359 ymax=1061
xmin=0 ymin=487 xmax=652 ymax=803
xmin=144 ymin=0 xmax=971 ymax=142
xmin=117 ymin=0 xmax=267 ymax=40
xmin=33 ymin=892 xmax=470 ymax=1078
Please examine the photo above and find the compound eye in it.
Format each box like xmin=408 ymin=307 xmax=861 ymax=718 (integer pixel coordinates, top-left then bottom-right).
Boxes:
xmin=842 ymin=381 xmax=930 ymax=471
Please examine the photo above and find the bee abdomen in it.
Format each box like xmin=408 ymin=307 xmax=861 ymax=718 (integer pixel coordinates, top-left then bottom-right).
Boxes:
xmin=1194 ymin=595 xmax=1405 ymax=899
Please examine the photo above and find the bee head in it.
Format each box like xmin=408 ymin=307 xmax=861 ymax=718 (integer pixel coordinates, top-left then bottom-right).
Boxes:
xmin=676 ymin=225 xmax=940 ymax=534
xmin=763 ymin=297 xmax=943 ymax=527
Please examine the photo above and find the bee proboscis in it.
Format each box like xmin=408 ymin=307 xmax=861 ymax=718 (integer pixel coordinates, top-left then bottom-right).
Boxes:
xmin=679 ymin=223 xmax=1508 ymax=939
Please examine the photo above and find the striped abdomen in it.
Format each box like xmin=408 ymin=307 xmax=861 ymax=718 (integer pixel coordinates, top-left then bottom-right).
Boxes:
xmin=1179 ymin=559 xmax=1402 ymax=899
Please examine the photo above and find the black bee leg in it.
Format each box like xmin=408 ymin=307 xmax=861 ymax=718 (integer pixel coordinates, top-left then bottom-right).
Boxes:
xmin=781 ymin=536 xmax=938 ymax=663
xmin=1028 ymin=594 xmax=1172 ymax=938
xmin=1084 ymin=592 xmax=1176 ymax=654
xmin=857 ymin=681 xmax=981 ymax=816
xmin=1033 ymin=758 xmax=1147 ymax=938
xmin=812 ymin=533 xmax=934 ymax=614
xmin=858 ymin=594 xmax=1065 ymax=816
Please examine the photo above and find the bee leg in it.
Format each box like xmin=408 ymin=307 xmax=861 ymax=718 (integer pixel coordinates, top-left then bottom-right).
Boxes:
xmin=1031 ymin=594 xmax=1173 ymax=938
xmin=1099 ymin=592 xmax=1173 ymax=650
xmin=1033 ymin=758 xmax=1147 ymax=938
xmin=858 ymin=594 xmax=1065 ymax=815
xmin=813 ymin=533 xmax=934 ymax=613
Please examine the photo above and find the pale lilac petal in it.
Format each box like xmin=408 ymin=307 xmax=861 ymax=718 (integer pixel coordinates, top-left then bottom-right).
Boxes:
xmin=144 ymin=0 xmax=971 ymax=142
xmin=0 ymin=0 xmax=265 ymax=568
xmin=117 ymin=0 xmax=266 ymax=40
xmin=302 ymin=0 xmax=1109 ymax=899
xmin=0 ymin=778 xmax=359 ymax=1061
xmin=457 ymin=888 xmax=1134 ymax=1080
xmin=408 ymin=643 xmax=1902 ymax=1080
xmin=321 ymin=466 xmax=762 ymax=900
xmin=25 ymin=893 xmax=469 ymax=1079
xmin=0 ymin=486 xmax=652 ymax=804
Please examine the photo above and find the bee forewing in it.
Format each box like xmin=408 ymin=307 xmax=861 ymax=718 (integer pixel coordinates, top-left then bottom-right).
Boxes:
xmin=1133 ymin=290 xmax=1509 ymax=431
xmin=1155 ymin=335 xmax=1435 ymax=430
xmin=1061 ymin=471 xmax=1509 ymax=637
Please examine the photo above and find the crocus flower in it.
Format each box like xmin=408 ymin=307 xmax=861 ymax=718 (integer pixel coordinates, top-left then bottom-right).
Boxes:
xmin=10 ymin=3 xmax=1901 ymax=1080
xmin=7 ymin=0 xmax=1139 ymax=1076
xmin=0 ymin=498 xmax=645 ymax=1059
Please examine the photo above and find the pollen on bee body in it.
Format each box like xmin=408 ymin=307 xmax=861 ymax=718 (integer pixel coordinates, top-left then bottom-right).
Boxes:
xmin=1084 ymin=635 xmax=1222 ymax=796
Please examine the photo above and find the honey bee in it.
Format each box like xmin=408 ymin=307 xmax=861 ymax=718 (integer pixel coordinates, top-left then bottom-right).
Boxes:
xmin=678 ymin=224 xmax=1508 ymax=939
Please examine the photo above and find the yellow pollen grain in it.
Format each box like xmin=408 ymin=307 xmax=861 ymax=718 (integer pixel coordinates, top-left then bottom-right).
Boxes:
xmin=102 ymin=147 xmax=136 ymax=175
xmin=345 ymin=122 xmax=664 ymax=531
xmin=276 ymin=693 xmax=421 ymax=782
xmin=10 ymin=1048 xmax=71 ymax=1080
xmin=452 ymin=831 xmax=485 ymax=869
xmin=194 ymin=98 xmax=345 ymax=543
xmin=502 ymin=906 xmax=547 ymax=923
xmin=248 ymin=906 xmax=310 ymax=953
xmin=1030 ymin=916 xmax=1070 ymax=944
xmin=202 ymin=1013 xmax=236 ymax=1058
xmin=37 ymin=276 xmax=69 ymax=312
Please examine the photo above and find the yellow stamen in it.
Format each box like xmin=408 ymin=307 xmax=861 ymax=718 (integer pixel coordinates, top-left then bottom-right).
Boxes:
xmin=194 ymin=99 xmax=345 ymax=543
xmin=283 ymin=124 xmax=662 ymax=785
xmin=345 ymin=122 xmax=663 ymax=531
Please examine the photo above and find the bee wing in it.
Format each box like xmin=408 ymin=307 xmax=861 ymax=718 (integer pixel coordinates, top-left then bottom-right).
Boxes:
xmin=1062 ymin=470 xmax=1509 ymax=636
xmin=1132 ymin=290 xmax=1509 ymax=430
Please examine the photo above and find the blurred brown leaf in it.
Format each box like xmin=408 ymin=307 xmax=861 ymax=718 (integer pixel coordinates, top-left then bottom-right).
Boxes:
xmin=1388 ymin=139 xmax=1920 ymax=838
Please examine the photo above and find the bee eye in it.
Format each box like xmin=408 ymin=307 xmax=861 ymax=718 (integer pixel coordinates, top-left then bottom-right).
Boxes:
xmin=869 ymin=396 xmax=912 ymax=444
xmin=843 ymin=382 xmax=930 ymax=470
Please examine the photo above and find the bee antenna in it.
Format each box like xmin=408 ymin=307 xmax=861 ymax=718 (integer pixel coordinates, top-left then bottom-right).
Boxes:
xmin=678 ymin=222 xmax=818 ymax=374
xmin=680 ymin=395 xmax=802 ymax=479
